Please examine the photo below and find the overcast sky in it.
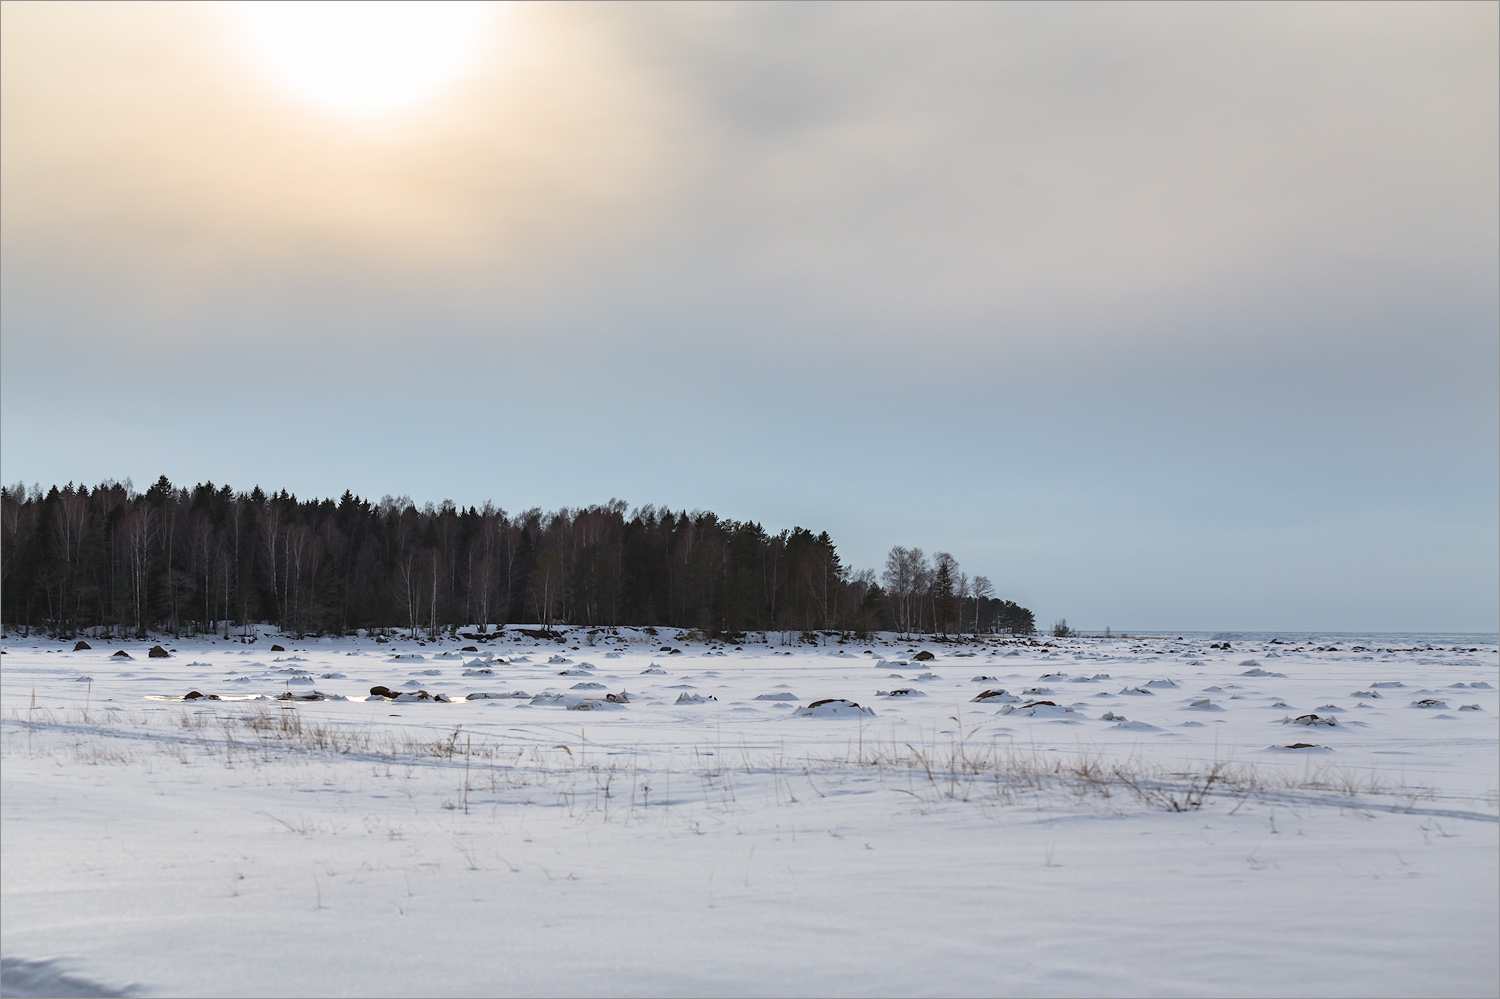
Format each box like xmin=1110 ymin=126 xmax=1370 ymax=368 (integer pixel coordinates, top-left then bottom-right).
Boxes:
xmin=3 ymin=1 xmax=1496 ymax=632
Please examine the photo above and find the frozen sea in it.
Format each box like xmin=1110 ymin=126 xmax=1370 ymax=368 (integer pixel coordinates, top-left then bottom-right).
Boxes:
xmin=3 ymin=627 xmax=1496 ymax=997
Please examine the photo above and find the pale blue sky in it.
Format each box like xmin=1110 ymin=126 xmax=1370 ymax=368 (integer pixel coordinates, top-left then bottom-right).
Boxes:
xmin=3 ymin=2 xmax=1496 ymax=631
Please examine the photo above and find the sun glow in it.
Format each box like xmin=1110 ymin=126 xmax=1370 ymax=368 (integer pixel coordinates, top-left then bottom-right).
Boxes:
xmin=234 ymin=1 xmax=492 ymax=115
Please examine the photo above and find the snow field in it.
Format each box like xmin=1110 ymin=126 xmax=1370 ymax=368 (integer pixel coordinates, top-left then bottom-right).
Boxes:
xmin=3 ymin=629 xmax=1497 ymax=997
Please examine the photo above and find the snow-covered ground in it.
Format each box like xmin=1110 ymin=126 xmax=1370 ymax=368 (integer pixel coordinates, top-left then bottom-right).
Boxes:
xmin=3 ymin=628 xmax=1496 ymax=998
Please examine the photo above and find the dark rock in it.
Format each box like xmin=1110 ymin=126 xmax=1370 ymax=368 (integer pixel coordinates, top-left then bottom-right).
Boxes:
xmin=369 ymin=685 xmax=394 ymax=697
xmin=913 ymin=650 xmax=936 ymax=661
xmin=111 ymin=650 xmax=132 ymax=659
xmin=460 ymin=646 xmax=479 ymax=652
xmin=148 ymin=645 xmax=170 ymax=658
xmin=73 ymin=641 xmax=91 ymax=651
xmin=971 ymin=689 xmax=1010 ymax=701
xmin=270 ymin=644 xmax=285 ymax=652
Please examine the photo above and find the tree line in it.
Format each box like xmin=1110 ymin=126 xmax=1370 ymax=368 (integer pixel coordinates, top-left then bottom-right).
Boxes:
xmin=0 ymin=477 xmax=1035 ymax=640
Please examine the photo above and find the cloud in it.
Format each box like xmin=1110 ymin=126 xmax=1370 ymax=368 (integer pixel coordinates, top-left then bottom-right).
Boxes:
xmin=2 ymin=1 xmax=1495 ymax=629
xmin=5 ymin=2 xmax=1494 ymax=353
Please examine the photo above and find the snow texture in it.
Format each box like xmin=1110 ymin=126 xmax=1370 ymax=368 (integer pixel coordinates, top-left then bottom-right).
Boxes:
xmin=1 ymin=627 xmax=1496 ymax=997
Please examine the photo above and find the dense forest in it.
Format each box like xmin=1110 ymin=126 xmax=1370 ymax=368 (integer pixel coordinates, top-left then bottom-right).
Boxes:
xmin=0 ymin=477 xmax=1035 ymax=640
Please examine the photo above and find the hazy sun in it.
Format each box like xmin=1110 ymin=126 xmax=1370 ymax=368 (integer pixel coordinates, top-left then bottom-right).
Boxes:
xmin=234 ymin=1 xmax=492 ymax=115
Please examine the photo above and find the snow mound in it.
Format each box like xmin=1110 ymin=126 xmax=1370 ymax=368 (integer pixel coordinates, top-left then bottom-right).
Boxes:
xmin=754 ymin=692 xmax=798 ymax=700
xmin=971 ymin=689 xmax=1017 ymax=703
xmin=1270 ymin=743 xmax=1333 ymax=753
xmin=1144 ymin=679 xmax=1179 ymax=688
xmin=877 ymin=688 xmax=924 ymax=697
xmin=1 ymin=957 xmax=134 ymax=999
xmin=1240 ymin=667 xmax=1287 ymax=677
xmin=465 ymin=691 xmax=529 ymax=700
xmin=571 ymin=681 xmax=606 ymax=690
xmin=1410 ymin=699 xmax=1449 ymax=709
xmin=278 ymin=690 xmax=348 ymax=701
xmin=1285 ymin=713 xmax=1336 ymax=727
xmin=1119 ymin=686 xmax=1154 ymax=695
xmin=675 ymin=692 xmax=717 ymax=704
xmin=568 ymin=696 xmax=627 ymax=711
xmin=1001 ymin=700 xmax=1076 ymax=718
xmin=793 ymin=699 xmax=874 ymax=718
xmin=1111 ymin=720 xmax=1158 ymax=731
